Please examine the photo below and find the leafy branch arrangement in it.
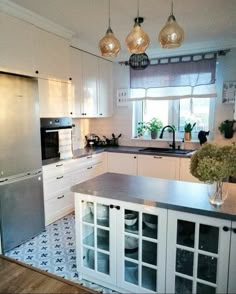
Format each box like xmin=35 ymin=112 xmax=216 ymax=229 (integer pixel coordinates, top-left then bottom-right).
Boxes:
xmin=190 ymin=143 xmax=236 ymax=182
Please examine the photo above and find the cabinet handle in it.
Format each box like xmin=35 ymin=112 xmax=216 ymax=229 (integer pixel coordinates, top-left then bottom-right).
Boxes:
xmin=110 ymin=204 xmax=114 ymax=209
xmin=83 ymin=256 xmax=85 ymax=260
xmin=116 ymin=206 xmax=120 ymax=210
xmin=35 ymin=70 xmax=39 ymax=74
xmin=57 ymin=195 xmax=64 ymax=199
xmin=56 ymin=164 xmax=63 ymax=167
xmin=0 ymin=179 xmax=8 ymax=183
xmin=87 ymin=166 xmax=92 ymax=170
xmin=233 ymin=228 xmax=236 ymax=234
xmin=87 ymin=156 xmax=92 ymax=159
xmin=153 ymin=156 xmax=162 ymax=159
xmin=56 ymin=176 xmax=63 ymax=180
xmin=223 ymin=226 xmax=229 ymax=232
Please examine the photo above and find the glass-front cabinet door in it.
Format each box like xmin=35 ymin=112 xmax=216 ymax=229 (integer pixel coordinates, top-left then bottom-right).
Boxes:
xmin=166 ymin=210 xmax=231 ymax=294
xmin=116 ymin=202 xmax=167 ymax=293
xmin=75 ymin=197 xmax=116 ymax=285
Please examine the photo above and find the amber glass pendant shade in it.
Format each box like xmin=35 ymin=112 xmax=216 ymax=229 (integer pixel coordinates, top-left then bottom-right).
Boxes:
xmin=126 ymin=22 xmax=150 ymax=54
xmin=158 ymin=0 xmax=184 ymax=49
xmin=99 ymin=27 xmax=121 ymax=57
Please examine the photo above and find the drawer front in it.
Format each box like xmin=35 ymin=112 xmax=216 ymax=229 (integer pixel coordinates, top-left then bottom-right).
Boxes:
xmin=44 ymin=190 xmax=74 ymax=225
xmin=73 ymin=153 xmax=104 ymax=169
xmin=72 ymin=162 xmax=105 ymax=186
xmin=42 ymin=159 xmax=74 ymax=179
xmin=43 ymin=173 xmax=72 ymax=200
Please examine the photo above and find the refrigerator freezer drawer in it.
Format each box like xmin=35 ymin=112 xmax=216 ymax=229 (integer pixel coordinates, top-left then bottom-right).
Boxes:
xmin=0 ymin=173 xmax=45 ymax=253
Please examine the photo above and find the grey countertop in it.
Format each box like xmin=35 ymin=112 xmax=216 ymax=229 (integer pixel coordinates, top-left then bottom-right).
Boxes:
xmin=42 ymin=146 xmax=194 ymax=166
xmin=71 ymin=172 xmax=236 ymax=221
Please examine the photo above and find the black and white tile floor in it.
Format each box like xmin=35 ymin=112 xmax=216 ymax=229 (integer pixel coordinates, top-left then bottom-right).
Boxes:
xmin=5 ymin=213 xmax=115 ymax=293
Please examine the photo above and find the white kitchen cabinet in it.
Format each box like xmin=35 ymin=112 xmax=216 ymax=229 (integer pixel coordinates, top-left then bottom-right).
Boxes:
xmin=38 ymin=78 xmax=73 ymax=117
xmin=70 ymin=48 xmax=113 ymax=118
xmin=75 ymin=195 xmax=167 ymax=293
xmin=179 ymin=158 xmax=199 ymax=183
xmin=107 ymin=153 xmax=138 ymax=175
xmin=138 ymin=154 xmax=180 ymax=180
xmin=32 ymin=26 xmax=70 ymax=81
xmin=166 ymin=210 xmax=231 ymax=294
xmin=0 ymin=13 xmax=34 ymax=76
xmin=228 ymin=221 xmax=236 ymax=294
xmin=98 ymin=58 xmax=113 ymax=117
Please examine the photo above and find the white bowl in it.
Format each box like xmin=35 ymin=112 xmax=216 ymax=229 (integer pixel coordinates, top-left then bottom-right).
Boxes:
xmin=97 ymin=205 xmax=109 ymax=220
xmin=125 ymin=213 xmax=137 ymax=226
xmin=125 ymin=236 xmax=138 ymax=250
xmin=143 ymin=214 xmax=157 ymax=230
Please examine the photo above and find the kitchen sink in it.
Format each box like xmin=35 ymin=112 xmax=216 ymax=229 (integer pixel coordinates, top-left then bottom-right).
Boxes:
xmin=138 ymin=147 xmax=194 ymax=155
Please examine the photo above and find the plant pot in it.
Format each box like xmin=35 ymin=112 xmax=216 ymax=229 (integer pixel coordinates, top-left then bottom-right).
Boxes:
xmin=224 ymin=128 xmax=234 ymax=139
xmin=151 ymin=131 xmax=158 ymax=139
xmin=184 ymin=132 xmax=191 ymax=141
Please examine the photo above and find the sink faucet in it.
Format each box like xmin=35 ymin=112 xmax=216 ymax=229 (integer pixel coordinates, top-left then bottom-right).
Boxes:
xmin=159 ymin=125 xmax=176 ymax=150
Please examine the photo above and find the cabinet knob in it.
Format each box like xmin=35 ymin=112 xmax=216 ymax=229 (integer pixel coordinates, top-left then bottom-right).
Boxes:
xmin=81 ymin=200 xmax=84 ymax=203
xmin=35 ymin=70 xmax=39 ymax=74
xmin=100 ymin=113 xmax=102 ymax=116
xmin=69 ymin=77 xmax=72 ymax=81
xmin=116 ymin=206 xmax=120 ymax=210
xmin=134 ymin=156 xmax=137 ymax=159
xmin=70 ymin=112 xmax=73 ymax=115
xmin=233 ymin=228 xmax=236 ymax=234
xmin=84 ymin=113 xmax=87 ymax=116
xmin=223 ymin=226 xmax=229 ymax=232
xmin=110 ymin=204 xmax=114 ymax=209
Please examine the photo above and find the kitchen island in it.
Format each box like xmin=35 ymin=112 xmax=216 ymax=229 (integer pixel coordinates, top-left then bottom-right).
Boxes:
xmin=72 ymin=173 xmax=236 ymax=294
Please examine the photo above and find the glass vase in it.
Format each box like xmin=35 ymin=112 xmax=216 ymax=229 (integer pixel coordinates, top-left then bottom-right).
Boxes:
xmin=207 ymin=181 xmax=228 ymax=206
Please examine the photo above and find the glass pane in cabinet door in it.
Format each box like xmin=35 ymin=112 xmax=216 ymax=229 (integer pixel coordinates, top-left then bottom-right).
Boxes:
xmin=83 ymin=247 xmax=94 ymax=270
xmin=125 ymin=260 xmax=139 ymax=285
xmin=124 ymin=209 xmax=139 ymax=235
xmin=176 ymin=248 xmax=194 ymax=276
xmin=197 ymin=283 xmax=216 ymax=294
xmin=96 ymin=204 xmax=109 ymax=227
xmin=199 ymin=224 xmax=219 ymax=253
xmin=142 ymin=240 xmax=157 ymax=266
xmin=175 ymin=276 xmax=192 ymax=294
xmin=82 ymin=224 xmax=94 ymax=247
xmin=97 ymin=252 xmax=110 ymax=275
xmin=142 ymin=266 xmax=157 ymax=292
xmin=197 ymin=254 xmax=217 ymax=283
xmin=82 ymin=201 xmax=94 ymax=224
xmin=125 ymin=236 xmax=139 ymax=260
xmin=142 ymin=213 xmax=158 ymax=239
xmin=177 ymin=220 xmax=195 ymax=248
xmin=97 ymin=228 xmax=109 ymax=251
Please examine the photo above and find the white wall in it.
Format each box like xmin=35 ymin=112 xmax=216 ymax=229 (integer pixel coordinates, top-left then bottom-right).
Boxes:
xmin=73 ymin=48 xmax=236 ymax=150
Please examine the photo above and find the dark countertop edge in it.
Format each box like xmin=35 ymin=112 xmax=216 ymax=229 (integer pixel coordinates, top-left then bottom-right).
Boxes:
xmin=43 ymin=146 xmax=194 ymax=166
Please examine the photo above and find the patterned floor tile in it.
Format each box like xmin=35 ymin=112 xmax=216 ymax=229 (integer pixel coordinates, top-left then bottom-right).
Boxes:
xmin=5 ymin=213 xmax=117 ymax=293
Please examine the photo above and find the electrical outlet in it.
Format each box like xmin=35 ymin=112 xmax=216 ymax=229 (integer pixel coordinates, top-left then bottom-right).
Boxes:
xmin=117 ymin=88 xmax=129 ymax=106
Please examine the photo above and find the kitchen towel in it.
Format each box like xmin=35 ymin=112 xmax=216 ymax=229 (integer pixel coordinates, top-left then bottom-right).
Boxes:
xmin=58 ymin=129 xmax=73 ymax=159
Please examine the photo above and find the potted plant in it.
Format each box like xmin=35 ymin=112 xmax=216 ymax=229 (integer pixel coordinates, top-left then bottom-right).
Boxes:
xmin=137 ymin=118 xmax=163 ymax=139
xmin=190 ymin=143 xmax=236 ymax=205
xmin=218 ymin=120 xmax=235 ymax=139
xmin=184 ymin=122 xmax=196 ymax=141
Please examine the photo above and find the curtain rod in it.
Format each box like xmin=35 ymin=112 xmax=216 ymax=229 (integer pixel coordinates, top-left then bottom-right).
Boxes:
xmin=119 ymin=49 xmax=231 ymax=66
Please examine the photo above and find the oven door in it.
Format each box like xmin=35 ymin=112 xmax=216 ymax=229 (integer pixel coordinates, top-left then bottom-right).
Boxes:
xmin=41 ymin=129 xmax=59 ymax=160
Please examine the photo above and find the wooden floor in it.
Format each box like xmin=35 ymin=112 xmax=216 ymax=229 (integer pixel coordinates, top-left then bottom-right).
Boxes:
xmin=0 ymin=255 xmax=97 ymax=294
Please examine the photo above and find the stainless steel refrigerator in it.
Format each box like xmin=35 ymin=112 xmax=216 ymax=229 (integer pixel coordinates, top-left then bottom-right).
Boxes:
xmin=0 ymin=73 xmax=45 ymax=253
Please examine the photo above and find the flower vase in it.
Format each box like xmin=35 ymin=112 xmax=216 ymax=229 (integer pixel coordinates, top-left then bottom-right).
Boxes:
xmin=207 ymin=181 xmax=228 ymax=206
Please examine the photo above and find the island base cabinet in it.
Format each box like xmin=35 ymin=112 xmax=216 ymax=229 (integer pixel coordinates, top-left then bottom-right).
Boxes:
xmin=75 ymin=194 xmax=167 ymax=293
xmin=166 ymin=210 xmax=231 ymax=294
xmin=228 ymin=221 xmax=236 ymax=294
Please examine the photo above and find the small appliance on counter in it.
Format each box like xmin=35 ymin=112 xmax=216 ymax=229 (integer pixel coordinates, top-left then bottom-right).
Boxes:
xmin=85 ymin=134 xmax=100 ymax=147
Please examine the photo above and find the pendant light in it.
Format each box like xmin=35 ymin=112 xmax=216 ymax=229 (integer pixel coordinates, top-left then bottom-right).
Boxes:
xmin=158 ymin=0 xmax=184 ymax=49
xmin=126 ymin=0 xmax=150 ymax=54
xmin=99 ymin=0 xmax=121 ymax=57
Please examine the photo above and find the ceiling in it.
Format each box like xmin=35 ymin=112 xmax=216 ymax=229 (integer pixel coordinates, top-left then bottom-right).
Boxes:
xmin=9 ymin=0 xmax=236 ymax=61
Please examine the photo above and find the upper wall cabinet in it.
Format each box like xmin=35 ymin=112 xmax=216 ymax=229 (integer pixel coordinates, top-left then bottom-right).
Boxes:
xmin=38 ymin=78 xmax=73 ymax=118
xmin=70 ymin=48 xmax=113 ymax=118
xmin=32 ymin=27 xmax=70 ymax=81
xmin=0 ymin=13 xmax=34 ymax=76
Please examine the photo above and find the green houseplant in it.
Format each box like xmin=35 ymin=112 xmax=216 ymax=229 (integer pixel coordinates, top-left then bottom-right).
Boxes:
xmin=184 ymin=122 xmax=196 ymax=141
xmin=218 ymin=120 xmax=235 ymax=139
xmin=137 ymin=118 xmax=163 ymax=139
xmin=190 ymin=143 xmax=236 ymax=205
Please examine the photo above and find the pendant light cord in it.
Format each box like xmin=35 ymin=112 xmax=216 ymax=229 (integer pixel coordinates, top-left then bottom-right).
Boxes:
xmin=108 ymin=0 xmax=111 ymax=28
xmin=171 ymin=0 xmax=173 ymax=16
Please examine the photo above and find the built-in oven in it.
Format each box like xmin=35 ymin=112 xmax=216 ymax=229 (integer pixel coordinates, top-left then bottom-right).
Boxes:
xmin=40 ymin=118 xmax=72 ymax=160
